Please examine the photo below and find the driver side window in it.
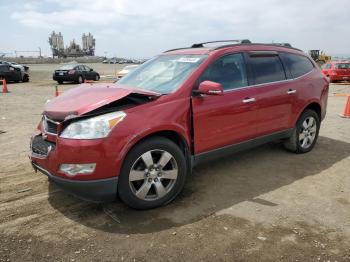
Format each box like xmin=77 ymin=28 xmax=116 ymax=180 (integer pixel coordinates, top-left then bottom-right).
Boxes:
xmin=199 ymin=53 xmax=248 ymax=90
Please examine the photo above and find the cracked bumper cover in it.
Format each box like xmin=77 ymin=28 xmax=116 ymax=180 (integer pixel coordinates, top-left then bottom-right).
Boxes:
xmin=31 ymin=161 xmax=118 ymax=203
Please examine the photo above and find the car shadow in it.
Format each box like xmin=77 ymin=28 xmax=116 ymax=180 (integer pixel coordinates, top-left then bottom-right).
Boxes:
xmin=48 ymin=136 xmax=350 ymax=234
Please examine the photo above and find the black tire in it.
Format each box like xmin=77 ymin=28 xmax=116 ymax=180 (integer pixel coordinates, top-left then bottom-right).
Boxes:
xmin=22 ymin=75 xmax=29 ymax=82
xmin=57 ymin=80 xmax=63 ymax=84
xmin=118 ymin=136 xmax=187 ymax=209
xmin=77 ymin=75 xmax=83 ymax=84
xmin=95 ymin=74 xmax=100 ymax=81
xmin=283 ymin=109 xmax=320 ymax=154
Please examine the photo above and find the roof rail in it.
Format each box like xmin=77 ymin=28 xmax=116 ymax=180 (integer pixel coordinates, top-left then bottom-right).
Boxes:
xmin=270 ymin=43 xmax=292 ymax=47
xmin=191 ymin=39 xmax=251 ymax=48
xmin=164 ymin=40 xmax=300 ymax=53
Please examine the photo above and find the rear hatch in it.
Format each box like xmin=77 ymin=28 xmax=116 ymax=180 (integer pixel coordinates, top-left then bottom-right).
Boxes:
xmin=334 ymin=63 xmax=350 ymax=76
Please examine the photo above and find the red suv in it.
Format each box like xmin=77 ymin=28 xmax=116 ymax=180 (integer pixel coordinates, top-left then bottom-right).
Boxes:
xmin=321 ymin=61 xmax=350 ymax=82
xmin=30 ymin=40 xmax=329 ymax=209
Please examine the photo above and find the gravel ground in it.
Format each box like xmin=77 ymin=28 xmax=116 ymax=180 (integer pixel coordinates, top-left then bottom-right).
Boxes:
xmin=0 ymin=63 xmax=350 ymax=262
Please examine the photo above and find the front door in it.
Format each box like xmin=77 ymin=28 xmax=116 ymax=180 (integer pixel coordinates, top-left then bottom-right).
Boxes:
xmin=192 ymin=53 xmax=258 ymax=154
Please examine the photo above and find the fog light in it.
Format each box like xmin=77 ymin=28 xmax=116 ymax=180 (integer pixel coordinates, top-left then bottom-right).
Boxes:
xmin=59 ymin=163 xmax=96 ymax=176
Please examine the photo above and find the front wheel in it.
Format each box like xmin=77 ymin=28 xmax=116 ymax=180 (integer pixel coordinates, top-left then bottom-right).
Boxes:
xmin=283 ymin=109 xmax=320 ymax=154
xmin=118 ymin=137 xmax=187 ymax=209
xmin=22 ymin=74 xmax=29 ymax=82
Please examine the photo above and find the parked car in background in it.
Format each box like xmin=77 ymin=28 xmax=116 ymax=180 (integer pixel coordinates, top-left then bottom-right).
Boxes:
xmin=30 ymin=40 xmax=328 ymax=209
xmin=53 ymin=64 xmax=100 ymax=84
xmin=322 ymin=61 xmax=350 ymax=82
xmin=117 ymin=65 xmax=138 ymax=79
xmin=0 ymin=60 xmax=29 ymax=72
xmin=102 ymin=58 xmax=118 ymax=64
xmin=10 ymin=62 xmax=29 ymax=72
xmin=0 ymin=64 xmax=29 ymax=82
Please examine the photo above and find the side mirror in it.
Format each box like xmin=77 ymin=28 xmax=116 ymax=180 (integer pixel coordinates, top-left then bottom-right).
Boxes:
xmin=195 ymin=81 xmax=224 ymax=96
xmin=90 ymin=68 xmax=93 ymax=71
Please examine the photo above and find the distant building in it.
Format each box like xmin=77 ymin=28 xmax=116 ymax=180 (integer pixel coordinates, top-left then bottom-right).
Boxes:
xmin=82 ymin=33 xmax=95 ymax=56
xmin=48 ymin=31 xmax=64 ymax=57
xmin=48 ymin=31 xmax=96 ymax=58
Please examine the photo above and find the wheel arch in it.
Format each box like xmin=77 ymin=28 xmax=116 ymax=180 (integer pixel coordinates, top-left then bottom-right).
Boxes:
xmin=297 ymin=101 xmax=322 ymax=124
xmin=120 ymin=129 xmax=192 ymax=175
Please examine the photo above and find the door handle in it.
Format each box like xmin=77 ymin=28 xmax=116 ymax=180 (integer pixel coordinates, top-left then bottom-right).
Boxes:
xmin=242 ymin=98 xmax=256 ymax=103
xmin=287 ymin=89 xmax=297 ymax=95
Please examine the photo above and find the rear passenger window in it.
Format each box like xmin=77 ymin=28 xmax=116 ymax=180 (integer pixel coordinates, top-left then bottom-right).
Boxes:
xmin=249 ymin=55 xmax=286 ymax=85
xmin=280 ymin=53 xmax=314 ymax=78
xmin=198 ymin=53 xmax=248 ymax=90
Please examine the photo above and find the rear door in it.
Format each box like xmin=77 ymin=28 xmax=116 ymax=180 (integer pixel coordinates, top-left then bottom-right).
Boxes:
xmin=246 ymin=52 xmax=293 ymax=136
xmin=192 ymin=53 xmax=258 ymax=154
xmin=82 ymin=65 xmax=94 ymax=80
xmin=76 ymin=65 xmax=85 ymax=78
xmin=279 ymin=52 xmax=318 ymax=121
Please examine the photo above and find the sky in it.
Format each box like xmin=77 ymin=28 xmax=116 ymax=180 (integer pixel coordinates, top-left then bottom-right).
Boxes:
xmin=0 ymin=0 xmax=349 ymax=58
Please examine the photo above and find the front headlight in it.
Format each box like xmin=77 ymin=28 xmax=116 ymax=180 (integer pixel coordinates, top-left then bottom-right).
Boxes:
xmin=60 ymin=111 xmax=126 ymax=139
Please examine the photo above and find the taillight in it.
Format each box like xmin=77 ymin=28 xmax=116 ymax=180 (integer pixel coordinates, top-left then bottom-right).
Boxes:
xmin=330 ymin=70 xmax=337 ymax=75
xmin=68 ymin=70 xmax=75 ymax=74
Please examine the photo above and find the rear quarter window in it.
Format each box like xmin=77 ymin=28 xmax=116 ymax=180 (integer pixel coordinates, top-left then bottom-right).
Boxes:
xmin=248 ymin=55 xmax=286 ymax=85
xmin=280 ymin=53 xmax=314 ymax=78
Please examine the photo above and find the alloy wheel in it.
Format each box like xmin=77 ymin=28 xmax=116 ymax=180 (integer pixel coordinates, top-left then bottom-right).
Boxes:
xmin=299 ymin=116 xmax=317 ymax=149
xmin=128 ymin=149 xmax=178 ymax=201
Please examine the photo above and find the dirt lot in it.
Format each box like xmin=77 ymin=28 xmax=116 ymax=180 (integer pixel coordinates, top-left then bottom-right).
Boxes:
xmin=0 ymin=63 xmax=350 ymax=261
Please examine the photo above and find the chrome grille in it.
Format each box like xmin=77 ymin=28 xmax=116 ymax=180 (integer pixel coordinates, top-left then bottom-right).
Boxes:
xmin=43 ymin=116 xmax=60 ymax=135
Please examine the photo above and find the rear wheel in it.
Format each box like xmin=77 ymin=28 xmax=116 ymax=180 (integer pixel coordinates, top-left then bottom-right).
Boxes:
xmin=77 ymin=75 xmax=83 ymax=84
xmin=118 ymin=137 xmax=187 ymax=209
xmin=283 ymin=109 xmax=320 ymax=154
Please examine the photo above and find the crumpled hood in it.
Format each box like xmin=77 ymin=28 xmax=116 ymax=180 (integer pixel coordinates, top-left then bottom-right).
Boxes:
xmin=44 ymin=83 xmax=156 ymax=120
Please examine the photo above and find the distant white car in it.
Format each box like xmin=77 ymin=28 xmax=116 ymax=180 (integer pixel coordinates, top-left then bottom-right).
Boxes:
xmin=117 ymin=65 xmax=138 ymax=79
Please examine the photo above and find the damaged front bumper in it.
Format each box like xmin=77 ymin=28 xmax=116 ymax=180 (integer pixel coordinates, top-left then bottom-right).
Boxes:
xmin=31 ymin=162 xmax=118 ymax=202
xmin=30 ymin=134 xmax=119 ymax=203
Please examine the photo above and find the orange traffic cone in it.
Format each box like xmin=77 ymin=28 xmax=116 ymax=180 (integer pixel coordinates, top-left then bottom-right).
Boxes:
xmin=1 ymin=79 xmax=9 ymax=93
xmin=55 ymin=85 xmax=60 ymax=97
xmin=340 ymin=96 xmax=350 ymax=118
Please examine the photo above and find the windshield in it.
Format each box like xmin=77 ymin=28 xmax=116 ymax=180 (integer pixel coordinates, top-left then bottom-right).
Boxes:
xmin=117 ymin=54 xmax=207 ymax=94
xmin=59 ymin=64 xmax=76 ymax=70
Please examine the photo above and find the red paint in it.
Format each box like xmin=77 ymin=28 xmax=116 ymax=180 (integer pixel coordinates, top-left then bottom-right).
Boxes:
xmin=322 ymin=61 xmax=350 ymax=82
xmin=31 ymin=44 xmax=328 ymax=182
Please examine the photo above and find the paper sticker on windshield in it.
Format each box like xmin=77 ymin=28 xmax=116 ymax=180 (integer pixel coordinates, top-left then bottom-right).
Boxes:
xmin=177 ymin=57 xmax=200 ymax=63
